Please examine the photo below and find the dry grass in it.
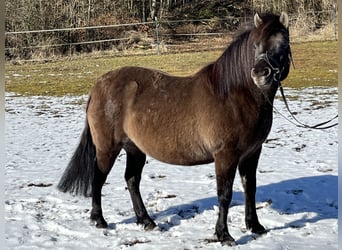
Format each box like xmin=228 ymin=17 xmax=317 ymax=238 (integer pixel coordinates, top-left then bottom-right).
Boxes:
xmin=5 ymin=51 xmax=220 ymax=96
xmin=290 ymin=15 xmax=337 ymax=42
xmin=282 ymin=40 xmax=337 ymax=88
xmin=5 ymin=41 xmax=337 ymax=96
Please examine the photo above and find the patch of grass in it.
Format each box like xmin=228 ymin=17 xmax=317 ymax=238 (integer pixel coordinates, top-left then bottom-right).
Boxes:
xmin=5 ymin=52 xmax=220 ymax=96
xmin=282 ymin=41 xmax=337 ymax=88
xmin=5 ymin=41 xmax=337 ymax=96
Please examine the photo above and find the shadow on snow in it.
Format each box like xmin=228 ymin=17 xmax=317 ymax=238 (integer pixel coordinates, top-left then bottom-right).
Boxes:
xmin=117 ymin=174 xmax=337 ymax=243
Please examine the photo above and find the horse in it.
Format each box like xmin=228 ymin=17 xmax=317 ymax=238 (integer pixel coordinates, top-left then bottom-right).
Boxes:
xmin=58 ymin=12 xmax=292 ymax=245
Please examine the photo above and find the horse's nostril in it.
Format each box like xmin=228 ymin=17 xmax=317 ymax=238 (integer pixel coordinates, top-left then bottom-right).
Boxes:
xmin=264 ymin=67 xmax=271 ymax=77
xmin=251 ymin=67 xmax=271 ymax=78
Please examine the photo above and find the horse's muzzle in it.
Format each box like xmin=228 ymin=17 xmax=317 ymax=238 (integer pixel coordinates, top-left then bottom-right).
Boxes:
xmin=251 ymin=66 xmax=272 ymax=86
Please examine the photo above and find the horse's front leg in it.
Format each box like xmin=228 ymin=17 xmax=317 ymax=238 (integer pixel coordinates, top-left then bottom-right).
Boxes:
xmin=214 ymin=149 xmax=239 ymax=246
xmin=238 ymin=147 xmax=266 ymax=234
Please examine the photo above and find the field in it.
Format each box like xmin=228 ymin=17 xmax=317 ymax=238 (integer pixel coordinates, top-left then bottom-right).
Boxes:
xmin=5 ymin=41 xmax=338 ymax=96
xmin=5 ymin=40 xmax=338 ymax=248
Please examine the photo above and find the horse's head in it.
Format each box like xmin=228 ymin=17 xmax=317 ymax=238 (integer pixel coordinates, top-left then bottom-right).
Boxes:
xmin=250 ymin=12 xmax=291 ymax=87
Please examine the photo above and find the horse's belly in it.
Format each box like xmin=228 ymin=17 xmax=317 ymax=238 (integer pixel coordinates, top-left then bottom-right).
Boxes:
xmin=149 ymin=146 xmax=213 ymax=166
xmin=124 ymin=118 xmax=212 ymax=166
xmin=132 ymin=136 xmax=213 ymax=166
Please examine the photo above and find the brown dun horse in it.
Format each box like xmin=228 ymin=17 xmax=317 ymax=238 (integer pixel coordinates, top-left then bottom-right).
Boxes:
xmin=58 ymin=12 xmax=291 ymax=245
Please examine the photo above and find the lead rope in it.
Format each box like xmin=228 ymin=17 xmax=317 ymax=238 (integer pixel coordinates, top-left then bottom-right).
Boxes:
xmin=259 ymin=50 xmax=338 ymax=130
xmin=277 ymin=82 xmax=338 ymax=130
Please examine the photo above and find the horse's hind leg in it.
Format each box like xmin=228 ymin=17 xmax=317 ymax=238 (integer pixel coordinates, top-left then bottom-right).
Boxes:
xmin=124 ymin=142 xmax=156 ymax=230
xmin=238 ymin=147 xmax=266 ymax=234
xmin=91 ymin=149 xmax=120 ymax=228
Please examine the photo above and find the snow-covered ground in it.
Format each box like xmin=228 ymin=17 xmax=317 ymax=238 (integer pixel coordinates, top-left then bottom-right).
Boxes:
xmin=5 ymin=87 xmax=338 ymax=249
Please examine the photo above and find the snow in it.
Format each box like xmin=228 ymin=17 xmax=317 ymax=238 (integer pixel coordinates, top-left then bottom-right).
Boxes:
xmin=5 ymin=87 xmax=338 ymax=249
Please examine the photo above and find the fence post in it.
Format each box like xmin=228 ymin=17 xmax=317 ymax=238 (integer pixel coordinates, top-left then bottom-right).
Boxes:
xmin=154 ymin=16 xmax=160 ymax=55
xmin=333 ymin=4 xmax=337 ymax=41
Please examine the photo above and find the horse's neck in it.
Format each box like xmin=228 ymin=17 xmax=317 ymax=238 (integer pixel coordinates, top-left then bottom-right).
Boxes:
xmin=261 ymin=83 xmax=279 ymax=103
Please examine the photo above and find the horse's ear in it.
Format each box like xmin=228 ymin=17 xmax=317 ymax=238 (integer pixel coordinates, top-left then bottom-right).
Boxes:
xmin=254 ymin=13 xmax=262 ymax=28
xmin=279 ymin=12 xmax=289 ymax=28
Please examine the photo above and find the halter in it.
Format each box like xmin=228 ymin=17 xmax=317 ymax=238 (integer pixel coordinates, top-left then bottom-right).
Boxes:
xmin=256 ymin=50 xmax=338 ymax=130
xmin=255 ymin=51 xmax=284 ymax=83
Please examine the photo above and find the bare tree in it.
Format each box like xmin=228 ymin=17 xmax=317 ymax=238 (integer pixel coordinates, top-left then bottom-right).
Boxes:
xmin=5 ymin=0 xmax=336 ymax=60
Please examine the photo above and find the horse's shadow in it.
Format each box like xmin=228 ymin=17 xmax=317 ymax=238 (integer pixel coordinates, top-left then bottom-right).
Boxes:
xmin=117 ymin=174 xmax=337 ymax=243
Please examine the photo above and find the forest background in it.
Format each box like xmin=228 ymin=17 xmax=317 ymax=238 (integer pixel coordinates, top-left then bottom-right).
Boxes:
xmin=5 ymin=0 xmax=337 ymax=61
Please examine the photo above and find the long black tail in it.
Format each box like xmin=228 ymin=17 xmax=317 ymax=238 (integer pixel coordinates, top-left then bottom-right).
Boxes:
xmin=57 ymin=117 xmax=96 ymax=197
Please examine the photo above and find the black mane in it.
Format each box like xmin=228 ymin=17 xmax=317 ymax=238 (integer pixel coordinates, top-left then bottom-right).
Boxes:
xmin=208 ymin=28 xmax=254 ymax=97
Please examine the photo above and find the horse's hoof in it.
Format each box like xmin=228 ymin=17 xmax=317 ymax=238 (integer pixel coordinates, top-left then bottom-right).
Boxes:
xmin=137 ymin=217 xmax=157 ymax=231
xmin=216 ymin=231 xmax=236 ymax=246
xmin=95 ymin=221 xmax=108 ymax=228
xmin=143 ymin=221 xmax=157 ymax=231
xmin=90 ymin=214 xmax=108 ymax=228
xmin=221 ymin=239 xmax=237 ymax=246
xmin=251 ymin=223 xmax=267 ymax=234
